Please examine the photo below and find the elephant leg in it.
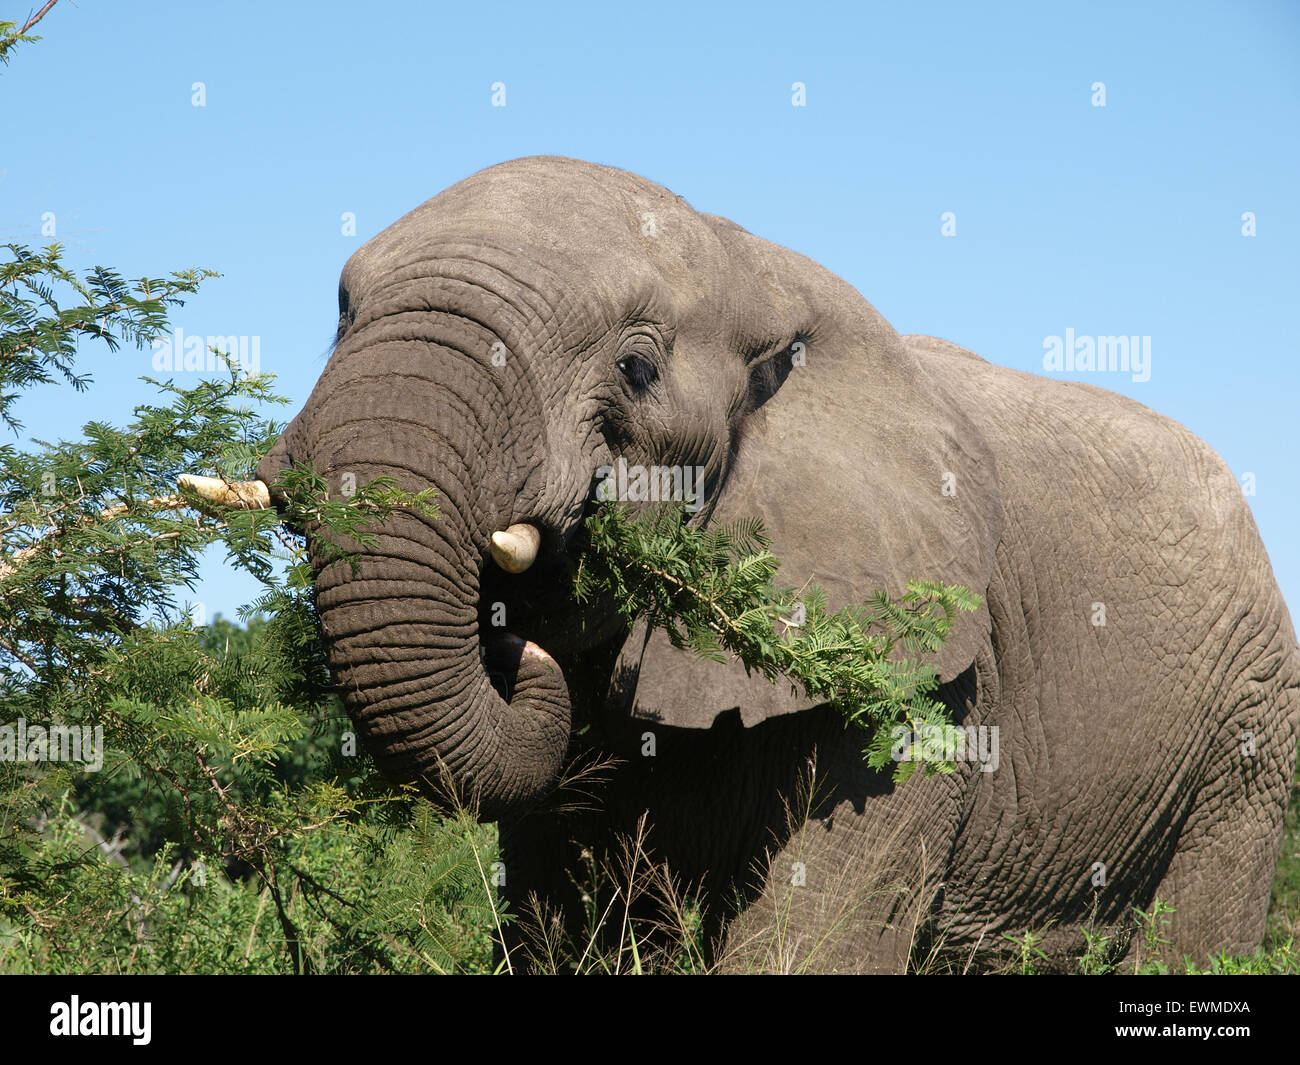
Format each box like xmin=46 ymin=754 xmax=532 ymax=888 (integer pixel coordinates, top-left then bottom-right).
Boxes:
xmin=1139 ymin=723 xmax=1298 ymax=969
xmin=596 ymin=674 xmax=979 ymax=973
xmin=495 ymin=754 xmax=697 ymax=973
xmin=495 ymin=807 xmax=597 ymax=972
xmin=498 ymin=800 xmax=732 ymax=973
xmin=497 ymin=667 xmax=991 ymax=973
xmin=714 ymin=752 xmax=962 ymax=975
xmin=594 ymin=704 xmax=967 ymax=975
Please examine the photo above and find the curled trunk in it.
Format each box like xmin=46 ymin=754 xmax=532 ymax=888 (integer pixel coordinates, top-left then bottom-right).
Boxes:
xmin=257 ymin=327 xmax=569 ymax=820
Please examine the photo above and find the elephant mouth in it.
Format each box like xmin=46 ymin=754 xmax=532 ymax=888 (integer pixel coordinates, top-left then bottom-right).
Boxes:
xmin=474 ymin=501 xmax=630 ymax=722
xmin=478 ymin=473 xmax=617 ymax=632
xmin=475 ymin=520 xmax=622 ymax=663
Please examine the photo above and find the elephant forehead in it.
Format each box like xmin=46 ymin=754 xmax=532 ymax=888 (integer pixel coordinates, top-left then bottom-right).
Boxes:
xmin=341 ymin=157 xmax=732 ymax=304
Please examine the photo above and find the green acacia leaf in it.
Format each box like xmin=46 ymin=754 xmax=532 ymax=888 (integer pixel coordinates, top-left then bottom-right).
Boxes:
xmin=574 ymin=501 xmax=980 ymax=776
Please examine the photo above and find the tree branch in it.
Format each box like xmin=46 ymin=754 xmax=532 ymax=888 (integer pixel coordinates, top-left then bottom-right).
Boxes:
xmin=19 ymin=0 xmax=59 ymax=36
xmin=0 ymin=494 xmax=192 ymax=581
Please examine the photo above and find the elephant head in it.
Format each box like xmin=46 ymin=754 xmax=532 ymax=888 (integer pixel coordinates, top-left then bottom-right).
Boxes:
xmin=251 ymin=156 xmax=1004 ymax=820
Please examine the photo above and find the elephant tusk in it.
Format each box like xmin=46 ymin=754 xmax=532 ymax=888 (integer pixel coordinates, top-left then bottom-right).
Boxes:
xmin=177 ymin=474 xmax=271 ymax=511
xmin=490 ymin=523 xmax=541 ymax=573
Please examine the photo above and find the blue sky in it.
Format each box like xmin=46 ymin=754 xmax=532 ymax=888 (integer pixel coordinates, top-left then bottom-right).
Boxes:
xmin=3 ymin=0 xmax=1298 ymax=622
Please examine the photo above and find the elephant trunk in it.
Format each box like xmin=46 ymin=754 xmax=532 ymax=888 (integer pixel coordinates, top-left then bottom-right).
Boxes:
xmin=256 ymin=331 xmax=570 ymax=821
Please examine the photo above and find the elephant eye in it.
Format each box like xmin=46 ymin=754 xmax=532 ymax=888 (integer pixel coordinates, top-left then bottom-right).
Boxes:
xmin=616 ymin=352 xmax=658 ymax=392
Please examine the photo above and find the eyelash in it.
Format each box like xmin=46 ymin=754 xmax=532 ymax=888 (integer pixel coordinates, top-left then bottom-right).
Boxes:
xmin=617 ymin=351 xmax=658 ymax=391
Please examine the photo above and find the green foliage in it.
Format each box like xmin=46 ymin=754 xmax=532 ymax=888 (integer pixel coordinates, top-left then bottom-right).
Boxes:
xmin=1179 ymin=941 xmax=1300 ymax=975
xmin=1131 ymin=896 xmax=1177 ymax=975
xmin=0 ymin=787 xmax=500 ymax=975
xmin=260 ymin=464 xmax=439 ymax=577
xmin=0 ymin=242 xmax=217 ymax=433
xmin=1101 ymin=894 xmax=1300 ymax=975
xmin=1001 ymin=928 xmax=1049 ymax=976
xmin=574 ymin=501 xmax=981 ymax=776
xmin=1076 ymin=926 xmax=1117 ymax=975
xmin=1 ymin=587 xmax=500 ymax=973
xmin=0 ymin=234 xmax=492 ymax=973
xmin=0 ymin=17 xmax=45 ymax=68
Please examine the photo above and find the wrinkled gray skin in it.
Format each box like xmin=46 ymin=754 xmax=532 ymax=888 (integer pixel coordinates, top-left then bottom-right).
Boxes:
xmin=258 ymin=156 xmax=1300 ymax=972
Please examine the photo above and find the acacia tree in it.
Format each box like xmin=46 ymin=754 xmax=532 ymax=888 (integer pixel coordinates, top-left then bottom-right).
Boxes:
xmin=0 ymin=232 xmax=500 ymax=974
xmin=0 ymin=16 xmax=496 ymax=974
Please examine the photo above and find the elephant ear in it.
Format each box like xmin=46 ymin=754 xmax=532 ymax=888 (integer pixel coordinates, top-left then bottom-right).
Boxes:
xmin=608 ymin=233 xmax=1004 ymax=730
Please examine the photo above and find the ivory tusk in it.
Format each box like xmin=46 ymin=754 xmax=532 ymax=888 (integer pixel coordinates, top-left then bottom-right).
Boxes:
xmin=490 ymin=523 xmax=541 ymax=573
xmin=177 ymin=474 xmax=271 ymax=510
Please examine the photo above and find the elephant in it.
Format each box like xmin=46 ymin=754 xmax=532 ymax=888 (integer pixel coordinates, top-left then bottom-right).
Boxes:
xmin=246 ymin=156 xmax=1299 ymax=973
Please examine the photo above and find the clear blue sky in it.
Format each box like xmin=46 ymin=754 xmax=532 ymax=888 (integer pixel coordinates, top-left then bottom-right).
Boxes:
xmin=3 ymin=0 xmax=1298 ymax=622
